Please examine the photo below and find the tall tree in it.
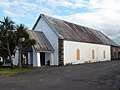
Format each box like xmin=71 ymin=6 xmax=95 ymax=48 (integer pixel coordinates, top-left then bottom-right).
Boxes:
xmin=0 ymin=17 xmax=15 ymax=67
xmin=0 ymin=17 xmax=36 ymax=68
xmin=15 ymin=24 xmax=36 ymax=68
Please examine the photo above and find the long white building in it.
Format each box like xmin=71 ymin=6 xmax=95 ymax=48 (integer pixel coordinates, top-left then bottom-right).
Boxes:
xmin=14 ymin=14 xmax=119 ymax=67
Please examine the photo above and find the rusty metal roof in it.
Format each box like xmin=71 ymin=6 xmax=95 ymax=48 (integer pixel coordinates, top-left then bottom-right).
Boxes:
xmin=26 ymin=30 xmax=54 ymax=52
xmin=33 ymin=14 xmax=118 ymax=46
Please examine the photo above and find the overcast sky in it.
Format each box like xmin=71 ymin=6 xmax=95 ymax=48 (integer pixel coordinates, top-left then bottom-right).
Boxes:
xmin=0 ymin=0 xmax=120 ymax=39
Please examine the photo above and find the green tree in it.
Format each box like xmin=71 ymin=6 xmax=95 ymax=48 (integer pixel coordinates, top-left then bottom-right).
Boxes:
xmin=15 ymin=24 xmax=36 ymax=68
xmin=0 ymin=17 xmax=15 ymax=67
xmin=0 ymin=17 xmax=36 ymax=68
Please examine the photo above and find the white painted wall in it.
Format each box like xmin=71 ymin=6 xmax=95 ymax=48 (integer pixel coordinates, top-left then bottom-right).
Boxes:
xmin=13 ymin=49 xmax=19 ymax=65
xmin=28 ymin=52 xmax=31 ymax=64
xmin=32 ymin=47 xmax=41 ymax=67
xmin=36 ymin=53 xmax=41 ymax=66
xmin=27 ymin=52 xmax=33 ymax=65
xmin=64 ymin=40 xmax=111 ymax=65
xmin=32 ymin=47 xmax=37 ymax=66
xmin=34 ymin=18 xmax=59 ymax=65
xmin=0 ymin=57 xmax=3 ymax=62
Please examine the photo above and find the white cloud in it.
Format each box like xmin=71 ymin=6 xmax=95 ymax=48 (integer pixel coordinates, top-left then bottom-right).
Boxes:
xmin=0 ymin=0 xmax=120 ymax=39
xmin=4 ymin=10 xmax=16 ymax=17
xmin=0 ymin=1 xmax=10 ymax=9
xmin=54 ymin=0 xmax=120 ymax=39
xmin=88 ymin=0 xmax=120 ymax=11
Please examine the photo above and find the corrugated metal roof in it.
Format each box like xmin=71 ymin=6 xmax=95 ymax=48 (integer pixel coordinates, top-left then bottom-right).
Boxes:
xmin=32 ymin=14 xmax=118 ymax=46
xmin=37 ymin=14 xmax=117 ymax=46
xmin=26 ymin=30 xmax=54 ymax=52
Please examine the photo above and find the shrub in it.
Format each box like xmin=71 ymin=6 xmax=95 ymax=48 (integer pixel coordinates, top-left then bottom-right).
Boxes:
xmin=0 ymin=61 xmax=3 ymax=67
xmin=66 ymin=63 xmax=72 ymax=66
xmin=84 ymin=61 xmax=89 ymax=64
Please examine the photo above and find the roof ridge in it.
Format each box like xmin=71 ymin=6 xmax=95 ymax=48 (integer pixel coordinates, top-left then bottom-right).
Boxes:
xmin=43 ymin=14 xmax=100 ymax=32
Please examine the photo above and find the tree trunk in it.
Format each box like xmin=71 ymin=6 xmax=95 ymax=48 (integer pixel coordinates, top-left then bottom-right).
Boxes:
xmin=18 ymin=49 xmax=22 ymax=68
xmin=7 ymin=42 xmax=13 ymax=69
xmin=8 ymin=49 xmax=13 ymax=69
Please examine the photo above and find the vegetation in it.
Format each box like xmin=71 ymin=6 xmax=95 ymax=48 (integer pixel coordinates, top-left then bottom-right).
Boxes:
xmin=0 ymin=68 xmax=36 ymax=76
xmin=0 ymin=17 xmax=15 ymax=68
xmin=15 ymin=24 xmax=36 ymax=68
xmin=0 ymin=17 xmax=36 ymax=68
xmin=0 ymin=61 xmax=3 ymax=67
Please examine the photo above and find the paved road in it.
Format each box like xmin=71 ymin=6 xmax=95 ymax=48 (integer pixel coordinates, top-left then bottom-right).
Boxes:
xmin=0 ymin=61 xmax=120 ymax=90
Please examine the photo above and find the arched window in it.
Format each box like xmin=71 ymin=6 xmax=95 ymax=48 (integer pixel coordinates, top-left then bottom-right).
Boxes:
xmin=92 ymin=49 xmax=95 ymax=59
xmin=103 ymin=50 xmax=106 ymax=59
xmin=76 ymin=49 xmax=80 ymax=60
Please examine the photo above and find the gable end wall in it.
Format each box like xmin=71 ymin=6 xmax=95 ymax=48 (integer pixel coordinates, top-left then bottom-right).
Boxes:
xmin=33 ymin=17 xmax=59 ymax=65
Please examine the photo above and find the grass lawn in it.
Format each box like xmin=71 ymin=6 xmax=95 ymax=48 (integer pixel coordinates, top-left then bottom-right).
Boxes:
xmin=0 ymin=67 xmax=36 ymax=76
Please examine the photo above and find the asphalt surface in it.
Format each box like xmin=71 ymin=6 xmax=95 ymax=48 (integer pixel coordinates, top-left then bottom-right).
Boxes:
xmin=0 ymin=60 xmax=120 ymax=90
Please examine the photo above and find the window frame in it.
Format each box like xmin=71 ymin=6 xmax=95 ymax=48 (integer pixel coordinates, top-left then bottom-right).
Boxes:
xmin=103 ymin=50 xmax=106 ymax=59
xmin=76 ymin=48 xmax=80 ymax=60
xmin=92 ymin=49 xmax=95 ymax=59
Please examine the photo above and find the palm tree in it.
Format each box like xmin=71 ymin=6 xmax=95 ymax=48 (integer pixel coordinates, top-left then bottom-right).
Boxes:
xmin=0 ymin=17 xmax=15 ymax=68
xmin=0 ymin=17 xmax=36 ymax=68
xmin=15 ymin=24 xmax=36 ymax=68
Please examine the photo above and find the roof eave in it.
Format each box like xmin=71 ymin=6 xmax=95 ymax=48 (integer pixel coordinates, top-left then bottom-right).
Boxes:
xmin=32 ymin=14 xmax=42 ymax=30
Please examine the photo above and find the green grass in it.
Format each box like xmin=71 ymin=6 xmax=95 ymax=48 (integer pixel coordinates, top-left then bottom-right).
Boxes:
xmin=0 ymin=67 xmax=36 ymax=76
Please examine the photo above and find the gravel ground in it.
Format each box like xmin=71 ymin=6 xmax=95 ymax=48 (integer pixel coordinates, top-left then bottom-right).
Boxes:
xmin=0 ymin=60 xmax=120 ymax=90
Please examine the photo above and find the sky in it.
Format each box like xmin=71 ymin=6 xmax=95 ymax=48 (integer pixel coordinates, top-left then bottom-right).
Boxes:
xmin=0 ymin=0 xmax=120 ymax=39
